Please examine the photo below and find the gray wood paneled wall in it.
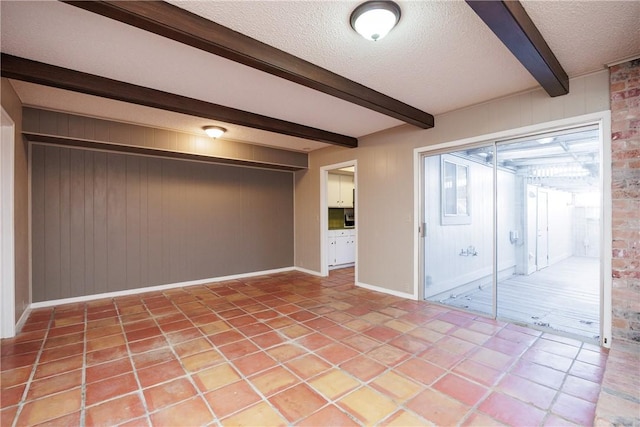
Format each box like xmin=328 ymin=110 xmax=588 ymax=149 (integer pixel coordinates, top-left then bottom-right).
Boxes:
xmin=32 ymin=144 xmax=294 ymax=302
xmin=23 ymin=107 xmax=308 ymax=171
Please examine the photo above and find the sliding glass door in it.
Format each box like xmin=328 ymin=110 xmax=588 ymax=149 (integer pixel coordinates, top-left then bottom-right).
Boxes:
xmin=423 ymin=145 xmax=496 ymax=317
xmin=422 ymin=124 xmax=602 ymax=341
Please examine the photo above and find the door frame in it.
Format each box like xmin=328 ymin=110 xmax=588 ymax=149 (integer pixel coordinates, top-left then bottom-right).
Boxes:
xmin=1 ymin=107 xmax=16 ymax=338
xmin=536 ymin=189 xmax=550 ymax=271
xmin=414 ymin=111 xmax=612 ymax=347
xmin=320 ymin=160 xmax=357 ymax=277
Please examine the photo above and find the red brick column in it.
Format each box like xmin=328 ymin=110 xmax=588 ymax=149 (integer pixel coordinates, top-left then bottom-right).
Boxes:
xmin=609 ymin=59 xmax=640 ymax=342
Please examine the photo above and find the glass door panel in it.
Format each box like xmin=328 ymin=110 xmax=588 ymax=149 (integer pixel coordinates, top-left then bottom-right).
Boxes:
xmin=495 ymin=127 xmax=602 ymax=340
xmin=423 ymin=147 xmax=495 ymax=317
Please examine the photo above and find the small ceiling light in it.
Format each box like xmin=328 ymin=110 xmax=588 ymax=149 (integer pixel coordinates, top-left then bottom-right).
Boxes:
xmin=203 ymin=126 xmax=226 ymax=139
xmin=537 ymin=137 xmax=554 ymax=144
xmin=350 ymin=1 xmax=401 ymax=41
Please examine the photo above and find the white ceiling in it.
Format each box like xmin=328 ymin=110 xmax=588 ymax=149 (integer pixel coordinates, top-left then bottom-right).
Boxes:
xmin=2 ymin=0 xmax=639 ymax=152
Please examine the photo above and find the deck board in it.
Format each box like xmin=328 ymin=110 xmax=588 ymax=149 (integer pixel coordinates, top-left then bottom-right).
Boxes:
xmin=439 ymin=257 xmax=600 ymax=340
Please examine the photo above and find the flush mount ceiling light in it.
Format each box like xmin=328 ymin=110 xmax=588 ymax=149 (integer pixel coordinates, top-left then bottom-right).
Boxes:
xmin=537 ymin=137 xmax=555 ymax=144
xmin=203 ymin=126 xmax=226 ymax=138
xmin=350 ymin=1 xmax=401 ymax=41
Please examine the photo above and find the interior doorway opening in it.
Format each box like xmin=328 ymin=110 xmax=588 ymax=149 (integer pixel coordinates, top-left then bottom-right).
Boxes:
xmin=321 ymin=161 xmax=357 ymax=277
xmin=1 ymin=107 xmax=16 ymax=338
xmin=420 ymin=121 xmax=608 ymax=344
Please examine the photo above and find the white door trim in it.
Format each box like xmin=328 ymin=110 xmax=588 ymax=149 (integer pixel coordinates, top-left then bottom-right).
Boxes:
xmin=1 ymin=107 xmax=16 ymax=338
xmin=320 ymin=160 xmax=357 ymax=278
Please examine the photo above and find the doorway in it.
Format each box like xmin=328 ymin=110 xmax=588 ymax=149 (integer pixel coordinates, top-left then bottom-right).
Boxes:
xmin=1 ymin=107 xmax=16 ymax=338
xmin=536 ymin=190 xmax=549 ymax=271
xmin=419 ymin=117 xmax=610 ymax=345
xmin=320 ymin=161 xmax=357 ymax=277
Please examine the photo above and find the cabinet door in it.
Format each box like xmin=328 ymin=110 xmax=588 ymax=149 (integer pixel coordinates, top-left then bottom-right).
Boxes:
xmin=327 ymin=236 xmax=337 ymax=266
xmin=340 ymin=175 xmax=354 ymax=208
xmin=335 ymin=235 xmax=352 ymax=265
xmin=328 ymin=174 xmax=342 ymax=207
xmin=345 ymin=235 xmax=356 ymax=264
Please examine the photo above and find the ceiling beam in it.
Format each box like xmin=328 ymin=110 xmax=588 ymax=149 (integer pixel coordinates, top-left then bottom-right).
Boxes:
xmin=1 ymin=54 xmax=357 ymax=148
xmin=61 ymin=0 xmax=435 ymax=129
xmin=465 ymin=0 xmax=569 ymax=97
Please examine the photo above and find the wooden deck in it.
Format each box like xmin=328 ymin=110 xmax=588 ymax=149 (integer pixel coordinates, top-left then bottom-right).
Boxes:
xmin=439 ymin=257 xmax=600 ymax=341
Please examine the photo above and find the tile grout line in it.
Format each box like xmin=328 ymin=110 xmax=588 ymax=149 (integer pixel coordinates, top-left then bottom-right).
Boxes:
xmin=267 ymin=297 xmax=443 ymax=425
xmin=4 ymin=269 xmax=611 ymax=427
xmin=200 ymin=281 xmax=322 ymax=425
xmin=541 ymin=339 xmax=592 ymax=426
xmin=148 ymin=289 xmax=221 ymax=425
xmin=127 ymin=283 xmax=293 ymax=423
xmin=509 ymin=331 xmax=596 ymax=426
xmin=445 ymin=319 xmax=511 ymax=426
xmin=249 ymin=282 xmax=368 ymax=426
xmin=537 ymin=332 xmax=568 ymax=426
xmin=113 ymin=297 xmax=153 ymax=426
xmin=203 ymin=276 xmax=565 ymax=426
xmin=293 ymin=285 xmax=455 ymax=425
xmin=79 ymin=303 xmax=88 ymax=426
xmin=10 ymin=308 xmax=55 ymax=427
xmin=201 ymin=278 xmax=368 ymax=425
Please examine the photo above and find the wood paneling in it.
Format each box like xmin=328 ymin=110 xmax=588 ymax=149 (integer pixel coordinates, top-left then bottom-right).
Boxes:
xmin=22 ymin=107 xmax=308 ymax=171
xmin=31 ymin=144 xmax=294 ymax=302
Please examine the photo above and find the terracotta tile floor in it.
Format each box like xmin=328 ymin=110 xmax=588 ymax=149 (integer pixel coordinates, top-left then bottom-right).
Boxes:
xmin=0 ymin=267 xmax=632 ymax=426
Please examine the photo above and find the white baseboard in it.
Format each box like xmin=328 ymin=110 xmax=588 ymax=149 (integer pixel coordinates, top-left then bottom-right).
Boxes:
xmin=356 ymin=281 xmax=417 ymax=300
xmin=14 ymin=306 xmax=31 ymax=335
xmin=294 ymin=266 xmax=323 ymax=277
xmin=30 ymin=267 xmax=296 ymax=309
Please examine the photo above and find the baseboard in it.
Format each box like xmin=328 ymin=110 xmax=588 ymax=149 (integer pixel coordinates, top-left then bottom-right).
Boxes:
xmin=15 ymin=306 xmax=31 ymax=334
xmin=329 ymin=262 xmax=355 ymax=270
xmin=30 ymin=267 xmax=296 ymax=309
xmin=294 ymin=266 xmax=323 ymax=277
xmin=356 ymin=281 xmax=417 ymax=300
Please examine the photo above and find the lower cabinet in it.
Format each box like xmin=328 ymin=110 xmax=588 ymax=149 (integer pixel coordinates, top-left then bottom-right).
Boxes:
xmin=328 ymin=229 xmax=356 ymax=266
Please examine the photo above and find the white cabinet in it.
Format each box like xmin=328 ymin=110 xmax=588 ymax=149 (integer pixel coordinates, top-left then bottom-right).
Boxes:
xmin=328 ymin=229 xmax=356 ymax=266
xmin=340 ymin=175 xmax=354 ymax=208
xmin=328 ymin=174 xmax=354 ymax=208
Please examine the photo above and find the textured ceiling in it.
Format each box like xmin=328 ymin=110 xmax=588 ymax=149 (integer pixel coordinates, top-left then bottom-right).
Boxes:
xmin=170 ymin=0 xmax=539 ymax=115
xmin=2 ymin=0 xmax=639 ymax=152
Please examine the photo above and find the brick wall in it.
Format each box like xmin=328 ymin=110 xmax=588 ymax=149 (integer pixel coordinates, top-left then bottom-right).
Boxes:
xmin=610 ymin=59 xmax=640 ymax=342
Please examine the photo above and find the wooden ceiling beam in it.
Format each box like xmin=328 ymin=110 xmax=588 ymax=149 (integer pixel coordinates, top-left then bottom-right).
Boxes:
xmin=1 ymin=54 xmax=357 ymax=148
xmin=465 ymin=0 xmax=569 ymax=97
xmin=61 ymin=0 xmax=434 ymax=129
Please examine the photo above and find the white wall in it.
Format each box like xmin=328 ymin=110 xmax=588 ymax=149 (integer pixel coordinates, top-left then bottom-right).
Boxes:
xmin=547 ymin=188 xmax=574 ymax=265
xmin=295 ymin=71 xmax=610 ymax=296
xmin=423 ymin=154 xmax=518 ymax=298
xmin=573 ymin=193 xmax=601 ymax=258
xmin=1 ymin=108 xmax=16 ymax=338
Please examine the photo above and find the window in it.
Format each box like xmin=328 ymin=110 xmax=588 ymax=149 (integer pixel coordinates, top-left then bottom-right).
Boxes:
xmin=441 ymin=158 xmax=470 ymax=225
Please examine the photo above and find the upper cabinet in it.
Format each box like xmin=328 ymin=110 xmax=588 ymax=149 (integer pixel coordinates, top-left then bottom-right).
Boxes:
xmin=328 ymin=173 xmax=354 ymax=208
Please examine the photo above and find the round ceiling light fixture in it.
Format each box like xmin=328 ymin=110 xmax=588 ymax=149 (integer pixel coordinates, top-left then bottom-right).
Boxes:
xmin=350 ymin=1 xmax=401 ymax=41
xmin=203 ymin=126 xmax=226 ymax=139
